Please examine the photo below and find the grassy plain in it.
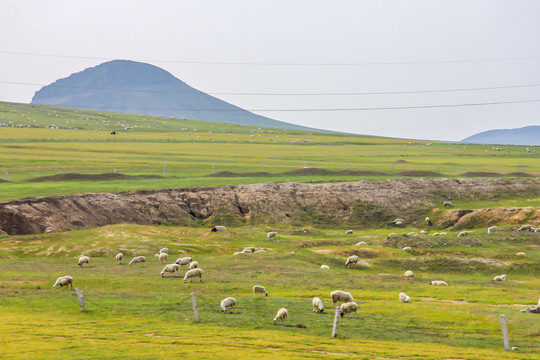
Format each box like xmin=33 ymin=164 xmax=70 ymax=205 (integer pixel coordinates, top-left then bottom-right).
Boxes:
xmin=1 ymin=101 xmax=539 ymax=358
xmin=0 ymin=101 xmax=538 ymax=201
xmin=1 ymin=224 xmax=539 ymax=359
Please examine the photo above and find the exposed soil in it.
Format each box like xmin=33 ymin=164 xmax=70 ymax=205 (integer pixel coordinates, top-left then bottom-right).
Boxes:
xmin=458 ymin=172 xmax=501 ymax=177
xmin=26 ymin=173 xmax=163 ymax=182
xmin=0 ymin=178 xmax=538 ymax=235
xmin=507 ymin=172 xmax=534 ymax=177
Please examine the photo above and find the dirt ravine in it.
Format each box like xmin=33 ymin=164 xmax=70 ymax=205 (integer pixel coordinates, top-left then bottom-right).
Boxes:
xmin=0 ymin=178 xmax=538 ymax=235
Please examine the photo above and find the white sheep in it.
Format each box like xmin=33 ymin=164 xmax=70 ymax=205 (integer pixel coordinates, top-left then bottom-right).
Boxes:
xmin=189 ymin=261 xmax=199 ymax=270
xmin=331 ymin=290 xmax=353 ymax=305
xmin=535 ymin=228 xmax=540 ymax=233
xmin=431 ymin=232 xmax=441 ymax=237
xmin=53 ymin=276 xmax=73 ymax=289
xmin=402 ymin=247 xmax=412 ymax=252
xmin=518 ymin=224 xmax=532 ymax=231
xmin=129 ymin=256 xmax=146 ymax=266
xmin=160 ymin=263 xmax=179 ymax=277
xmin=211 ymin=226 xmax=227 ymax=232
xmin=443 ymin=201 xmax=454 ymax=207
xmin=243 ymin=247 xmax=256 ymax=253
xmin=273 ymin=308 xmax=288 ymax=325
xmin=183 ymin=268 xmax=203 ymax=283
xmin=320 ymin=265 xmax=330 ymax=269
xmin=116 ymin=253 xmax=123 ymax=265
xmin=175 ymin=257 xmax=193 ymax=266
xmin=344 ymin=230 xmax=353 ymax=235
xmin=388 ymin=233 xmax=398 ymax=237
xmin=399 ymin=292 xmax=410 ymax=303
xmin=430 ymin=280 xmax=448 ymax=286
xmin=155 ymin=252 xmax=168 ymax=263
xmin=516 ymin=252 xmax=526 ymax=256
xmin=457 ymin=231 xmax=472 ymax=237
xmin=487 ymin=226 xmax=497 ymax=234
xmin=345 ymin=255 xmax=359 ymax=267
xmin=159 ymin=247 xmax=168 ymax=254
xmin=493 ymin=274 xmax=507 ymax=281
xmin=220 ymin=297 xmax=236 ymax=313
xmin=339 ymin=302 xmax=358 ymax=318
xmin=253 ymin=285 xmax=268 ymax=296
xmin=394 ymin=220 xmax=404 ymax=227
xmin=420 ymin=230 xmax=426 ymax=235
xmin=356 ymin=241 xmax=367 ymax=246
xmin=267 ymin=231 xmax=277 ymax=239
xmin=233 ymin=251 xmax=244 ymax=255
xmin=312 ymin=297 xmax=324 ymax=313
xmin=425 ymin=217 xmax=432 ymax=226
xmin=78 ymin=256 xmax=90 ymax=267
xmin=404 ymin=270 xmax=414 ymax=278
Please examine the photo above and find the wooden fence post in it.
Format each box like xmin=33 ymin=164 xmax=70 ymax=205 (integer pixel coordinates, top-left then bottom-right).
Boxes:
xmin=191 ymin=292 xmax=200 ymax=323
xmin=75 ymin=287 xmax=85 ymax=312
xmin=500 ymin=314 xmax=510 ymax=351
xmin=332 ymin=305 xmax=340 ymax=338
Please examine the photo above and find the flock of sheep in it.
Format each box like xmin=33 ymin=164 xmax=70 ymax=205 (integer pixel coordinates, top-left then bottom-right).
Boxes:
xmin=52 ymin=202 xmax=537 ymax=327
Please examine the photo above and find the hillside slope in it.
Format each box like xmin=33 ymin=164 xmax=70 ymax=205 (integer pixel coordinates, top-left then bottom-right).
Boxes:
xmin=31 ymin=60 xmax=315 ymax=131
xmin=461 ymin=125 xmax=540 ymax=146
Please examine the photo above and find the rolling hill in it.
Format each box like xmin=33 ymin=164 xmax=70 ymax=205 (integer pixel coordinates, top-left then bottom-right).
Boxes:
xmin=461 ymin=125 xmax=540 ymax=146
xmin=31 ymin=60 xmax=316 ymax=131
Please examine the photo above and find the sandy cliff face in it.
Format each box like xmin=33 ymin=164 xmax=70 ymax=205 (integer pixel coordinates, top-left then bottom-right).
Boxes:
xmin=0 ymin=178 xmax=538 ymax=235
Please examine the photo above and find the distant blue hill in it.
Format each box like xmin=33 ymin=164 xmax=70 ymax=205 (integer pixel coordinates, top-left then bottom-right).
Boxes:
xmin=31 ymin=60 xmax=317 ymax=131
xmin=461 ymin=125 xmax=540 ymax=146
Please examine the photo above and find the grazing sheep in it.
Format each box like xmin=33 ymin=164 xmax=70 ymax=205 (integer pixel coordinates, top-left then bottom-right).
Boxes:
xmin=388 ymin=233 xmax=397 ymax=238
xmin=273 ymin=308 xmax=288 ymax=325
xmin=267 ymin=231 xmax=277 ymax=239
xmin=493 ymin=274 xmax=507 ymax=281
xmin=345 ymin=255 xmax=359 ymax=267
xmin=439 ymin=232 xmax=447 ymax=235
xmin=457 ymin=231 xmax=472 ymax=238
xmin=394 ymin=220 xmax=404 ymax=227
xmin=516 ymin=252 xmax=526 ymax=256
xmin=53 ymin=276 xmax=73 ymax=289
xmin=535 ymin=228 xmax=540 ymax=233
xmin=518 ymin=224 xmax=532 ymax=232
xmin=402 ymin=247 xmax=412 ymax=252
xmin=233 ymin=251 xmax=244 ymax=255
xmin=404 ymin=270 xmax=414 ymax=278
xmin=487 ymin=226 xmax=497 ymax=234
xmin=129 ymin=256 xmax=146 ymax=266
xmin=425 ymin=217 xmax=432 ymax=226
xmin=430 ymin=280 xmax=448 ymax=286
xmin=356 ymin=241 xmax=367 ymax=246
xmin=160 ymin=263 xmax=180 ymax=277
xmin=155 ymin=252 xmax=168 ymax=263
xmin=331 ymin=290 xmax=353 ymax=305
xmin=312 ymin=297 xmax=324 ymax=313
xmin=159 ymin=247 xmax=168 ymax=254
xmin=116 ymin=253 xmax=123 ymax=265
xmin=431 ymin=232 xmax=441 ymax=237
xmin=211 ymin=225 xmax=227 ymax=232
xmin=253 ymin=285 xmax=268 ymax=296
xmin=344 ymin=230 xmax=353 ymax=235
xmin=339 ymin=302 xmax=358 ymax=318
xmin=78 ymin=256 xmax=90 ymax=267
xmin=243 ymin=247 xmax=256 ymax=253
xmin=175 ymin=257 xmax=192 ymax=266
xmin=189 ymin=261 xmax=199 ymax=270
xmin=220 ymin=297 xmax=236 ymax=313
xmin=183 ymin=268 xmax=203 ymax=283
xmin=399 ymin=292 xmax=410 ymax=303
xmin=420 ymin=230 xmax=426 ymax=235
xmin=320 ymin=265 xmax=330 ymax=269
xmin=443 ymin=201 xmax=454 ymax=208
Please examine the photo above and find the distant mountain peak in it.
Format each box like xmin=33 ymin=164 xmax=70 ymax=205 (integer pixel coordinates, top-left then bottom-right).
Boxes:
xmin=31 ymin=60 xmax=315 ymax=131
xmin=461 ymin=125 xmax=540 ymax=146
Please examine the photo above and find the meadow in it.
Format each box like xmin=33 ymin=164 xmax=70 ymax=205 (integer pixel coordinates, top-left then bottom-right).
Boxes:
xmin=0 ymin=101 xmax=539 ymax=359
xmin=0 ymin=101 xmax=538 ymax=201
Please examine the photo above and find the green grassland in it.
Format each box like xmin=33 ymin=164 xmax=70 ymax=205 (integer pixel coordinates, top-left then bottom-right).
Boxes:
xmin=1 ymin=101 xmax=539 ymax=358
xmin=1 ymin=224 xmax=539 ymax=359
xmin=0 ymin=101 xmax=538 ymax=201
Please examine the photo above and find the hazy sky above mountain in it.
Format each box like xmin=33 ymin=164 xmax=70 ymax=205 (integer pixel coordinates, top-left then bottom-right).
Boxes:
xmin=1 ymin=0 xmax=540 ymax=141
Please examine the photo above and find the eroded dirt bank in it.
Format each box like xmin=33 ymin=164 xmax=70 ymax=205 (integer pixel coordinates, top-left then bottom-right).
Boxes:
xmin=0 ymin=178 xmax=538 ymax=235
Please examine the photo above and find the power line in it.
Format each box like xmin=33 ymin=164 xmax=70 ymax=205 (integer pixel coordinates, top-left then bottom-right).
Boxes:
xmin=3 ymin=79 xmax=540 ymax=96
xmin=31 ymin=98 xmax=540 ymax=112
xmin=2 ymin=50 xmax=540 ymax=66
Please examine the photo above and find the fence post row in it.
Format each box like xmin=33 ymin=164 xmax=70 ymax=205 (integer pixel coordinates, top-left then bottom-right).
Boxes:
xmin=75 ymin=287 xmax=85 ymax=312
xmin=500 ymin=314 xmax=510 ymax=351
xmin=191 ymin=292 xmax=200 ymax=323
xmin=332 ymin=305 xmax=340 ymax=338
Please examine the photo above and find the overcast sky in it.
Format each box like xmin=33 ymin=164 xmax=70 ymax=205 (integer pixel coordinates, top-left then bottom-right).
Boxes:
xmin=1 ymin=0 xmax=540 ymax=141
